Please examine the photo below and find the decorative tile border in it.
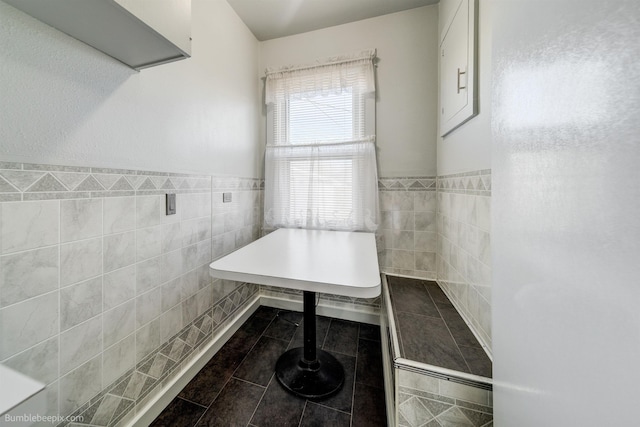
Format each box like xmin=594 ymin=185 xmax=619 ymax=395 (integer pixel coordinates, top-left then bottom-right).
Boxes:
xmin=0 ymin=162 xmax=264 ymax=202
xmin=212 ymin=176 xmax=263 ymax=191
xmin=379 ymin=176 xmax=437 ymax=192
xmin=0 ymin=162 xmax=211 ymax=202
xmin=437 ymin=170 xmax=491 ymax=196
xmin=398 ymin=385 xmax=492 ymax=427
xmin=58 ymin=282 xmax=258 ymax=427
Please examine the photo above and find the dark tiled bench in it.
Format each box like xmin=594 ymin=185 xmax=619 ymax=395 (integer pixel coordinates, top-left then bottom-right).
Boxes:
xmin=380 ymin=275 xmax=493 ymax=427
xmin=387 ymin=275 xmax=492 ymax=378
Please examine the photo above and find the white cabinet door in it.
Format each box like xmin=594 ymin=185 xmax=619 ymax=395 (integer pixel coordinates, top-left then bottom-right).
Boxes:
xmin=440 ymin=0 xmax=477 ymax=136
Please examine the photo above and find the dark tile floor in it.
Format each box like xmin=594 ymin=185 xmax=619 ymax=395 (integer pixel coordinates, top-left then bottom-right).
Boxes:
xmin=151 ymin=306 xmax=387 ymax=427
xmin=387 ymin=275 xmax=492 ymax=378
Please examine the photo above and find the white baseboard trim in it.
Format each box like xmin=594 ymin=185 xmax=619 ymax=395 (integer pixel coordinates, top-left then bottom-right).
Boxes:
xmin=259 ymin=295 xmax=380 ymax=325
xmin=379 ymin=269 xmax=436 ymax=282
xmin=130 ymin=295 xmax=261 ymax=427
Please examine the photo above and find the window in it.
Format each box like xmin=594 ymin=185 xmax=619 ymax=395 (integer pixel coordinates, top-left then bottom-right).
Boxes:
xmin=283 ymin=89 xmax=360 ymax=144
xmin=264 ymin=50 xmax=379 ymax=232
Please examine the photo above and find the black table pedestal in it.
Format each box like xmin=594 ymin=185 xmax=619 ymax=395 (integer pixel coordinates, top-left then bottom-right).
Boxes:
xmin=275 ymin=291 xmax=344 ymax=399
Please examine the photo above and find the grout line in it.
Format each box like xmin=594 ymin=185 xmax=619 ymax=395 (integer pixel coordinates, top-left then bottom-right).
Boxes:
xmin=175 ymin=396 xmax=208 ymax=409
xmin=311 ymin=401 xmax=353 ymax=416
xmin=133 ymin=195 xmax=139 ymax=393
xmin=232 ymin=376 xmax=268 ymax=390
xmin=428 ymin=283 xmax=475 ymax=375
xmin=349 ymin=325 xmax=359 ymax=427
xmin=297 ymin=400 xmax=308 ymax=427
xmin=191 ymin=403 xmax=209 ymax=426
xmin=57 ymin=199 xmax=61 ymax=419
xmin=247 ymin=375 xmax=271 ymax=426
xmin=320 ymin=317 xmax=331 ymax=349
xmin=246 ymin=314 xmax=281 ymax=425
xmin=100 ymin=198 xmax=105 ymax=395
xmin=0 ymin=241 xmax=60 ymax=257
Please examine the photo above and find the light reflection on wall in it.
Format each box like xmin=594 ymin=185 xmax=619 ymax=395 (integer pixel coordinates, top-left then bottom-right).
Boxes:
xmin=498 ymin=60 xmax=609 ymax=130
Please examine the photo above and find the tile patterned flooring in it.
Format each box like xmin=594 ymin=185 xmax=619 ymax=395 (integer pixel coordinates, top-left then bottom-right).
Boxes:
xmin=151 ymin=306 xmax=387 ymax=426
xmin=388 ymin=275 xmax=492 ymax=378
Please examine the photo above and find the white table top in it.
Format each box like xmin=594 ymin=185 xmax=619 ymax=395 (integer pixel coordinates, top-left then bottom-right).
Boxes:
xmin=209 ymin=228 xmax=381 ymax=299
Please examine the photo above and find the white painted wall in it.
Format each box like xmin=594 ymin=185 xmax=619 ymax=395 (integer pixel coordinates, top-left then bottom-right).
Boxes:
xmin=492 ymin=1 xmax=640 ymax=425
xmin=259 ymin=6 xmax=439 ymax=178
xmin=0 ymin=0 xmax=261 ymax=178
xmin=436 ymin=0 xmax=491 ymax=175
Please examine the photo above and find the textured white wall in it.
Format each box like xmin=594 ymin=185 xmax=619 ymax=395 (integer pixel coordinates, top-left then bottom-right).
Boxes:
xmin=0 ymin=0 xmax=261 ymax=178
xmin=436 ymin=0 xmax=492 ymax=175
xmin=492 ymin=1 xmax=640 ymax=425
xmin=259 ymin=6 xmax=439 ymax=178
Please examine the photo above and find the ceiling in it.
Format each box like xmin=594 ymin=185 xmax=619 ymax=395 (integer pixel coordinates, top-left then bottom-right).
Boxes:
xmin=226 ymin=0 xmax=439 ymax=41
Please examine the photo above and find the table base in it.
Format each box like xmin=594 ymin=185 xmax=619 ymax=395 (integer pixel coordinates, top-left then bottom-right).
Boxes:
xmin=275 ymin=347 xmax=344 ymax=399
xmin=274 ymin=291 xmax=344 ymax=399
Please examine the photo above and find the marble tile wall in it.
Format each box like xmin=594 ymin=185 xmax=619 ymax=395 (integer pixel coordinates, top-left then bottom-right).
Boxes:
xmin=0 ymin=162 xmax=262 ymax=426
xmin=436 ymin=170 xmax=492 ymax=354
xmin=396 ymin=369 xmax=493 ymax=427
xmin=377 ymin=177 xmax=437 ymax=280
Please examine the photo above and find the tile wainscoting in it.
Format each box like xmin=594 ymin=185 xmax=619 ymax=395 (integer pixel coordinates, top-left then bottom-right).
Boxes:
xmin=0 ymin=162 xmax=263 ymax=426
xmin=436 ymin=170 xmax=492 ymax=354
xmin=378 ymin=177 xmax=437 ymax=280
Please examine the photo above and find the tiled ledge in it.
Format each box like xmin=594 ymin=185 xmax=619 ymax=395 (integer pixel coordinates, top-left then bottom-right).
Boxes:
xmin=381 ymin=274 xmax=492 ymax=427
xmin=0 ymin=162 xmax=262 ymax=202
xmin=384 ymin=275 xmax=491 ymax=380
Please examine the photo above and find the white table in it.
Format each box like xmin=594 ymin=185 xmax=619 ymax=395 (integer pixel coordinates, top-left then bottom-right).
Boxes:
xmin=209 ymin=228 xmax=381 ymax=399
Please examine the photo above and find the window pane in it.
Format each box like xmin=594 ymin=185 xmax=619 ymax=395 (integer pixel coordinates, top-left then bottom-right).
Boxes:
xmin=289 ymin=159 xmax=354 ymax=226
xmin=289 ymin=90 xmax=354 ymax=144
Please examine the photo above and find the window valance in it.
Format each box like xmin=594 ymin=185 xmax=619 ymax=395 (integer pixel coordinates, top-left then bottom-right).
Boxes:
xmin=265 ymin=49 xmax=376 ymax=105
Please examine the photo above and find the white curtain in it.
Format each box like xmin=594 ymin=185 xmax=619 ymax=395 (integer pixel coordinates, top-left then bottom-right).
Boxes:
xmin=264 ymin=138 xmax=379 ymax=231
xmin=265 ymin=50 xmax=376 ymax=106
xmin=264 ymin=50 xmax=379 ymax=232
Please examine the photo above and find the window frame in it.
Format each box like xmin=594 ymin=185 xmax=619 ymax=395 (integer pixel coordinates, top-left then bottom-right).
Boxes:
xmin=265 ymin=84 xmax=376 ymax=230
